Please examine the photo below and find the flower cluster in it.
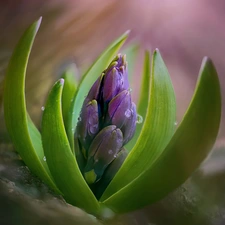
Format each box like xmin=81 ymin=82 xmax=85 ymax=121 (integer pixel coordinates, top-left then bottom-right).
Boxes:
xmin=76 ymin=55 xmax=137 ymax=184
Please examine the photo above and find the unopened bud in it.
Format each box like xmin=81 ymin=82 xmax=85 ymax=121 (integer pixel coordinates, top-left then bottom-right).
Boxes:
xmin=76 ymin=100 xmax=99 ymax=150
xmin=84 ymin=125 xmax=123 ymax=184
xmin=76 ymin=54 xmax=137 ymax=187
xmin=103 ymin=55 xmax=128 ymax=102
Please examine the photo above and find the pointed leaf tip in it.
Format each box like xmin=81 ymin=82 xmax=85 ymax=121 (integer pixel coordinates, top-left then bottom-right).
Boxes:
xmin=124 ymin=30 xmax=131 ymax=36
xmin=59 ymin=78 xmax=65 ymax=85
xmin=201 ymin=56 xmax=214 ymax=70
xmin=34 ymin=17 xmax=42 ymax=33
xmin=154 ymin=48 xmax=160 ymax=53
xmin=37 ymin=16 xmax=42 ymax=25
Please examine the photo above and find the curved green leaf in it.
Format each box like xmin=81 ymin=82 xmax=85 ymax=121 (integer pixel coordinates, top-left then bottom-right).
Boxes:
xmin=69 ymin=31 xmax=130 ymax=143
xmin=101 ymin=49 xmax=176 ymax=200
xmin=102 ymin=57 xmax=221 ymax=213
xmin=42 ymin=79 xmax=100 ymax=215
xmin=61 ymin=63 xmax=79 ymax=151
xmin=125 ymin=51 xmax=150 ymax=151
xmin=3 ymin=17 xmax=59 ymax=192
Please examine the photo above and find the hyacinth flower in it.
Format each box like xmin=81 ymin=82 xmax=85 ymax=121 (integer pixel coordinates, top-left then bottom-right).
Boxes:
xmin=76 ymin=54 xmax=137 ymax=188
xmin=3 ymin=17 xmax=221 ymax=217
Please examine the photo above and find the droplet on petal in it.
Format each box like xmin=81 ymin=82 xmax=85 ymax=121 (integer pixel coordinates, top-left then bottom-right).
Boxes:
xmin=122 ymin=102 xmax=137 ymax=145
xmin=125 ymin=109 xmax=132 ymax=118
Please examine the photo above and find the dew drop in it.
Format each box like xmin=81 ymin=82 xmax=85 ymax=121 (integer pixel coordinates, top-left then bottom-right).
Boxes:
xmin=43 ymin=156 xmax=46 ymax=162
xmin=136 ymin=114 xmax=143 ymax=124
xmin=108 ymin=150 xmax=113 ymax=155
xmin=125 ymin=109 xmax=131 ymax=118
xmin=41 ymin=106 xmax=45 ymax=111
xmin=174 ymin=121 xmax=178 ymax=126
xmin=113 ymin=154 xmax=117 ymax=158
xmin=128 ymin=88 xmax=132 ymax=92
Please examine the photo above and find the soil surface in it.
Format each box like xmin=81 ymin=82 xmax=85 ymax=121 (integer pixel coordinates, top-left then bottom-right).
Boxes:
xmin=1 ymin=142 xmax=225 ymax=225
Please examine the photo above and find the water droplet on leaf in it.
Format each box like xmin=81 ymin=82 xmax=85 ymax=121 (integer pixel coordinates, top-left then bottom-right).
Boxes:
xmin=41 ymin=106 xmax=45 ymax=111
xmin=136 ymin=114 xmax=143 ymax=124
xmin=43 ymin=156 xmax=46 ymax=161
xmin=174 ymin=121 xmax=178 ymax=126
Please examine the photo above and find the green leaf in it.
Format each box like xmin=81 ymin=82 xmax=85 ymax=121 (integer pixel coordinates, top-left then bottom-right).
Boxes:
xmin=42 ymin=79 xmax=100 ymax=215
xmin=102 ymin=57 xmax=221 ymax=213
xmin=69 ymin=31 xmax=130 ymax=140
xmin=3 ymin=17 xmax=59 ymax=192
xmin=61 ymin=64 xmax=79 ymax=151
xmin=101 ymin=49 xmax=176 ymax=201
xmin=125 ymin=51 xmax=150 ymax=151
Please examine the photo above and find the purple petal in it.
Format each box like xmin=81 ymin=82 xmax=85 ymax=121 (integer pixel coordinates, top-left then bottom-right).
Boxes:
xmin=108 ymin=90 xmax=132 ymax=128
xmin=77 ymin=100 xmax=99 ymax=150
xmin=102 ymin=55 xmax=129 ymax=102
xmin=122 ymin=102 xmax=137 ymax=145
xmin=85 ymin=73 xmax=104 ymax=102
xmin=103 ymin=67 xmax=122 ymax=102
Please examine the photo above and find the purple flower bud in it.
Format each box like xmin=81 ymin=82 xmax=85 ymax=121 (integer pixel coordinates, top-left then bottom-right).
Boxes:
xmin=76 ymin=53 xmax=137 ymax=187
xmin=107 ymin=90 xmax=137 ymax=144
xmin=76 ymin=100 xmax=99 ymax=151
xmin=107 ymin=90 xmax=131 ymax=127
xmin=102 ymin=55 xmax=129 ymax=102
xmin=84 ymin=125 xmax=123 ymax=184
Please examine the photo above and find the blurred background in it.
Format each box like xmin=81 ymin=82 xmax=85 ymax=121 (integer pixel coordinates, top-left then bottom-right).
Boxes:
xmin=0 ymin=0 xmax=225 ymax=225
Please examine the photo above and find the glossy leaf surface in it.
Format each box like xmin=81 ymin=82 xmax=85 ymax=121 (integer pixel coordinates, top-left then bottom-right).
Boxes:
xmin=42 ymin=79 xmax=100 ymax=215
xmin=3 ymin=17 xmax=59 ymax=192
